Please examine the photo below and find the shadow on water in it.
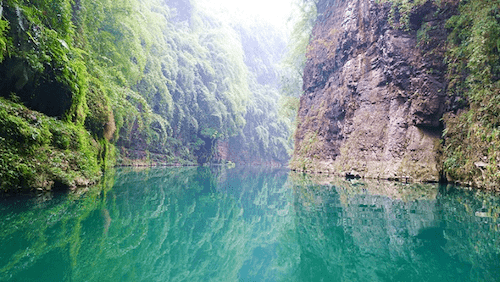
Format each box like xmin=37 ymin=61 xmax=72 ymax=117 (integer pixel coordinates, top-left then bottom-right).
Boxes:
xmin=0 ymin=168 xmax=499 ymax=281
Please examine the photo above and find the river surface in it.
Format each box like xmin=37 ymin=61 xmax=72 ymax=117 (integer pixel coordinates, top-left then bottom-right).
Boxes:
xmin=0 ymin=167 xmax=499 ymax=281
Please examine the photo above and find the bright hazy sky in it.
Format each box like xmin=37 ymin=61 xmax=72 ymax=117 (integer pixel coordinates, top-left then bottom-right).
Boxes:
xmin=200 ymin=0 xmax=296 ymax=29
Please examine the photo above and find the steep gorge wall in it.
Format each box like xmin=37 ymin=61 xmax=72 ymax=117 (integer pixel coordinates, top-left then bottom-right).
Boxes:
xmin=292 ymin=0 xmax=459 ymax=182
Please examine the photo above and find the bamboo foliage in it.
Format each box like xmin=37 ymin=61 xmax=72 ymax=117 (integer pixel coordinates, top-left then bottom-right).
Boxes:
xmin=0 ymin=0 xmax=293 ymax=189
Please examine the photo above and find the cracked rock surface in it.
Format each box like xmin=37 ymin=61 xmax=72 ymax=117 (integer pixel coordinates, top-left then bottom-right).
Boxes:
xmin=292 ymin=0 xmax=458 ymax=182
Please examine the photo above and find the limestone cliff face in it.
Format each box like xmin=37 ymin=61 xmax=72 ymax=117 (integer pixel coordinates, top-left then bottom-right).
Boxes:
xmin=292 ymin=0 xmax=458 ymax=182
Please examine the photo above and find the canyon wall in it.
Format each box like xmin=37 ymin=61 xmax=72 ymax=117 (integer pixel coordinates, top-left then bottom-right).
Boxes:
xmin=292 ymin=0 xmax=459 ymax=182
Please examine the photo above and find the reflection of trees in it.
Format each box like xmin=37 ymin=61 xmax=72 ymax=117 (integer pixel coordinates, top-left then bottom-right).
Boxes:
xmin=0 ymin=167 xmax=294 ymax=282
xmin=0 ymin=171 xmax=115 ymax=281
xmin=282 ymin=173 xmax=500 ymax=281
xmin=211 ymin=166 xmax=295 ymax=280
xmin=1 ymin=170 xmax=499 ymax=281
xmin=439 ymin=186 xmax=500 ymax=282
xmin=72 ymin=168 xmax=247 ymax=281
xmin=72 ymin=167 xmax=255 ymax=281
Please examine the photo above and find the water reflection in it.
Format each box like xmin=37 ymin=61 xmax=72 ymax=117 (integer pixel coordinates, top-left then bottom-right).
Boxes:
xmin=0 ymin=168 xmax=499 ymax=281
xmin=286 ymin=174 xmax=500 ymax=282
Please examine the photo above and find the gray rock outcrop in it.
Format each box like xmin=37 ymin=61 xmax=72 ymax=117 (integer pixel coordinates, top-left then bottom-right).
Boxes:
xmin=292 ymin=0 xmax=457 ymax=182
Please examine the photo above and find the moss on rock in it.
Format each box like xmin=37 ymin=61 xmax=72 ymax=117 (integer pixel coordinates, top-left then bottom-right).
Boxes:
xmin=0 ymin=97 xmax=103 ymax=191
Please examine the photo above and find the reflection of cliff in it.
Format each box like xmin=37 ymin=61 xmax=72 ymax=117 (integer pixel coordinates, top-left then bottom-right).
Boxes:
xmin=290 ymin=185 xmax=441 ymax=281
xmin=1 ymin=170 xmax=499 ymax=281
xmin=287 ymin=175 xmax=500 ymax=281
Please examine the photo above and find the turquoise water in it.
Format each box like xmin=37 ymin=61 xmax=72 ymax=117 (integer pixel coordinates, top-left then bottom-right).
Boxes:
xmin=0 ymin=167 xmax=499 ymax=281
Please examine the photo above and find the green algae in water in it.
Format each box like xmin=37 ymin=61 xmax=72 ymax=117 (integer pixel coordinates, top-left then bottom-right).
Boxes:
xmin=0 ymin=167 xmax=499 ymax=281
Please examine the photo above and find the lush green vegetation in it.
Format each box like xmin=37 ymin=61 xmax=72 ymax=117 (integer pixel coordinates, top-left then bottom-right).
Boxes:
xmin=280 ymin=0 xmax=317 ymax=126
xmin=3 ymin=0 xmax=497 ymax=190
xmin=0 ymin=0 xmax=292 ymax=190
xmin=228 ymin=21 xmax=292 ymax=163
xmin=0 ymin=0 xmax=109 ymax=190
xmin=442 ymin=0 xmax=500 ymax=188
xmin=0 ymin=97 xmax=103 ymax=189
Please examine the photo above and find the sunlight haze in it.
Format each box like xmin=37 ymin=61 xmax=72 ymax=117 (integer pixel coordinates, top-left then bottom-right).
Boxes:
xmin=200 ymin=0 xmax=295 ymax=28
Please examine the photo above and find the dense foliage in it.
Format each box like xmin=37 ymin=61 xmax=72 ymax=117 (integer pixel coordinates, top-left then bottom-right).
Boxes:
xmin=280 ymin=0 xmax=317 ymax=155
xmin=4 ymin=0 xmax=497 ymax=190
xmin=0 ymin=0 xmax=108 ymax=190
xmin=442 ymin=0 xmax=500 ymax=188
xmin=226 ymin=21 xmax=292 ymax=164
xmin=0 ymin=97 xmax=102 ymax=188
xmin=0 ymin=0 xmax=292 ymax=190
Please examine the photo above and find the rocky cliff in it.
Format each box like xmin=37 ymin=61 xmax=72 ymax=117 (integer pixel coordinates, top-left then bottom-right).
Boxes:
xmin=292 ymin=0 xmax=459 ymax=182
